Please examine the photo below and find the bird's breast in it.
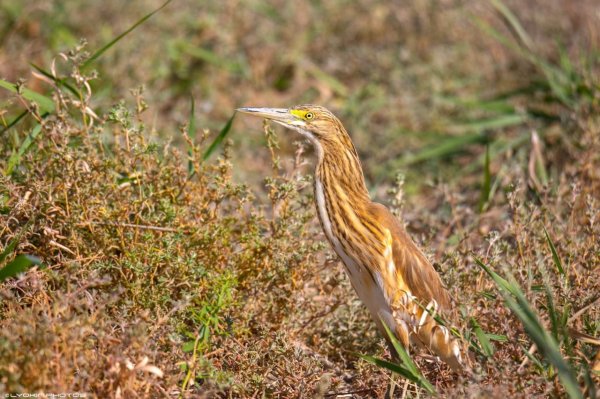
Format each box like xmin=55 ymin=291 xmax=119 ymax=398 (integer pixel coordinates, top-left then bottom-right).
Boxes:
xmin=314 ymin=177 xmax=348 ymax=261
xmin=314 ymin=177 xmax=394 ymax=328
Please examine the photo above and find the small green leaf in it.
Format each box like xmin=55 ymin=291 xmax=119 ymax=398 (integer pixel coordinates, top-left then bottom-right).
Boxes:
xmin=0 ymin=254 xmax=41 ymax=282
xmin=486 ymin=333 xmax=508 ymax=342
xmin=182 ymin=341 xmax=196 ymax=353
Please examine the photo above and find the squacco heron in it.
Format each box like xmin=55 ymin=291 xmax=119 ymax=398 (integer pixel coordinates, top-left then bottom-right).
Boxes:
xmin=237 ymin=105 xmax=463 ymax=371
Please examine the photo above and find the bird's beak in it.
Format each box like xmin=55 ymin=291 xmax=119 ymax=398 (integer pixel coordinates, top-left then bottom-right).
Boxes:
xmin=236 ymin=107 xmax=305 ymax=128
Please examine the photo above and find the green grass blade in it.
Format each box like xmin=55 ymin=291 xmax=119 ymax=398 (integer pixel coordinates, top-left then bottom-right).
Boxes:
xmin=30 ymin=63 xmax=81 ymax=98
xmin=470 ymin=317 xmax=494 ymax=357
xmin=307 ymin=65 xmax=349 ymax=97
xmin=543 ymin=227 xmax=565 ymax=276
xmin=473 ymin=4 xmax=576 ymax=107
xmin=542 ymin=271 xmax=560 ymax=341
xmin=486 ymin=333 xmax=508 ymax=342
xmin=400 ymin=132 xmax=488 ymax=166
xmin=0 ymin=254 xmax=41 ymax=282
xmin=450 ymin=113 xmax=527 ymax=133
xmin=557 ymin=43 xmax=575 ymax=79
xmin=6 ymin=124 xmax=42 ymax=175
xmin=489 ymin=0 xmax=533 ymax=51
xmin=580 ymin=363 xmax=597 ymax=399
xmin=461 ymin=133 xmax=530 ymax=175
xmin=471 ymin=15 xmax=531 ymax=62
xmin=6 ymin=124 xmax=43 ymax=174
xmin=81 ymin=0 xmax=173 ymax=69
xmin=0 ymin=219 xmax=34 ymax=264
xmin=521 ymin=344 xmax=545 ymax=371
xmin=0 ymin=236 xmax=19 ymax=264
xmin=0 ymin=109 xmax=28 ymax=135
xmin=0 ymin=79 xmax=55 ymax=113
xmin=376 ymin=318 xmax=437 ymax=394
xmin=188 ymin=96 xmax=197 ymax=141
xmin=187 ymin=95 xmax=196 ymax=175
xmin=177 ymin=41 xmax=245 ymax=75
xmin=436 ymin=95 xmax=515 ymax=113
xmin=358 ymin=353 xmax=436 ymax=394
xmin=479 ymin=145 xmax=492 ymax=212
xmin=393 ymin=113 xmax=527 ymax=169
xmin=474 ymin=257 xmax=583 ymax=399
xmin=381 ymin=321 xmax=419 ymax=375
xmin=202 ymin=113 xmax=236 ymax=161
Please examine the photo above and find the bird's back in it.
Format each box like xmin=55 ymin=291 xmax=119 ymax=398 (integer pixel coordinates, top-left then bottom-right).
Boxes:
xmin=367 ymin=202 xmax=463 ymax=371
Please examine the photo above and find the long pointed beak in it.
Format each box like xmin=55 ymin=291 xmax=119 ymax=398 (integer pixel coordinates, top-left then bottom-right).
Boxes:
xmin=236 ymin=107 xmax=301 ymax=127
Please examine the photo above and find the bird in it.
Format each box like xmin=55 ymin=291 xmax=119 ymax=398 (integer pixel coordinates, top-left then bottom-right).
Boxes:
xmin=237 ymin=105 xmax=463 ymax=371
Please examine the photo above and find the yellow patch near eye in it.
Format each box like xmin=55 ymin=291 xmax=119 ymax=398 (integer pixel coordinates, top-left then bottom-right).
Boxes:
xmin=290 ymin=109 xmax=309 ymax=120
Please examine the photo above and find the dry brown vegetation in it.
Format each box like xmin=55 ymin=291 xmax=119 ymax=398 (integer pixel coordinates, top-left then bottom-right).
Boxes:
xmin=1 ymin=0 xmax=599 ymax=397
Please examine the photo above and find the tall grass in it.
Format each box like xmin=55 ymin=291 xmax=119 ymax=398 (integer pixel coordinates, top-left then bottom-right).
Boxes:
xmin=475 ymin=258 xmax=585 ymax=399
xmin=1 ymin=0 xmax=598 ymax=396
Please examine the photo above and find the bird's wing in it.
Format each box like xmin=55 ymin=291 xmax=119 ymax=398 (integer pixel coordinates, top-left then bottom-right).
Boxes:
xmin=368 ymin=202 xmax=463 ymax=371
xmin=368 ymin=202 xmax=450 ymax=308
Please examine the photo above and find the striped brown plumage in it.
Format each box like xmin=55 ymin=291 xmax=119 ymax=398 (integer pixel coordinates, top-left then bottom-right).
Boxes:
xmin=238 ymin=104 xmax=463 ymax=371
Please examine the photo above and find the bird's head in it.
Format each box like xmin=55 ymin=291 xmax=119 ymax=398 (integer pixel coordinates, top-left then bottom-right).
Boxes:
xmin=236 ymin=105 xmax=346 ymax=148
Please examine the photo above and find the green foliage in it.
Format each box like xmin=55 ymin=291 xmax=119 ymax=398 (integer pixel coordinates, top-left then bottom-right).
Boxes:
xmin=481 ymin=0 xmax=593 ymax=109
xmin=5 ymin=123 xmax=41 ymax=175
xmin=187 ymin=96 xmax=197 ymax=175
xmin=0 ymin=0 xmax=173 ymax=135
xmin=0 ymin=254 xmax=41 ymax=282
xmin=470 ymin=317 xmax=495 ymax=357
xmin=0 ymin=220 xmax=40 ymax=282
xmin=0 ymin=80 xmax=54 ymax=113
xmin=0 ymin=47 xmax=319 ymax=394
xmin=360 ymin=321 xmax=436 ymax=395
xmin=543 ymin=227 xmax=565 ymax=276
xmin=479 ymin=145 xmax=492 ymax=212
xmin=475 ymin=258 xmax=583 ymax=399
xmin=80 ymin=0 xmax=173 ymax=70
xmin=202 ymin=113 xmax=236 ymax=161
xmin=1 ymin=0 xmax=599 ymax=397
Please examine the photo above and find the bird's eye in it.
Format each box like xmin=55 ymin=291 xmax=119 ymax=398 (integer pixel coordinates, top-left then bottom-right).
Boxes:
xmin=305 ymin=112 xmax=314 ymax=120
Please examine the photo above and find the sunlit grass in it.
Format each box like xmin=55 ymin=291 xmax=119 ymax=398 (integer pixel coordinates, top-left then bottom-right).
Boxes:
xmin=0 ymin=0 xmax=599 ymax=397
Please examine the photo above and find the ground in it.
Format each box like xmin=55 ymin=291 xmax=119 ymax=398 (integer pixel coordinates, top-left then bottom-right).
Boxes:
xmin=0 ymin=0 xmax=599 ymax=397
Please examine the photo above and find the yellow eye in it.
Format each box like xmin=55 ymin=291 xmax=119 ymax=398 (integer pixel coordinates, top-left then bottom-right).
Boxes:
xmin=305 ymin=112 xmax=314 ymax=120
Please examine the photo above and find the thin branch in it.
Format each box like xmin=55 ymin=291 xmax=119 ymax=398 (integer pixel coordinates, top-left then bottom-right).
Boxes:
xmin=79 ymin=221 xmax=191 ymax=233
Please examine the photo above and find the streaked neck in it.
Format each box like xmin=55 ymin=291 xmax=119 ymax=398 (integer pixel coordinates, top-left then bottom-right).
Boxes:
xmin=313 ymin=136 xmax=377 ymax=252
xmin=315 ymin=140 xmax=370 ymax=206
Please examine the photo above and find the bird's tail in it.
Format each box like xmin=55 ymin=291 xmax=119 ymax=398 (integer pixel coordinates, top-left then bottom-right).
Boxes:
xmin=390 ymin=293 xmax=463 ymax=372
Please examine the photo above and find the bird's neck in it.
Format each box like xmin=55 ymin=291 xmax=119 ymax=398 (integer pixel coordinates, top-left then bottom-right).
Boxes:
xmin=313 ymin=137 xmax=376 ymax=253
xmin=314 ymin=139 xmax=371 ymax=207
